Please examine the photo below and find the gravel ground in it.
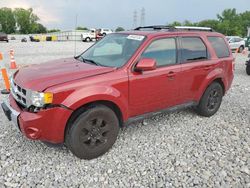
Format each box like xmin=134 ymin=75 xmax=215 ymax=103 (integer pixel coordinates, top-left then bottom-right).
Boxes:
xmin=0 ymin=41 xmax=249 ymax=187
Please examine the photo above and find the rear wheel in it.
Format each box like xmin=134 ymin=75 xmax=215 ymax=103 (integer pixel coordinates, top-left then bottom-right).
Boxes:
xmin=196 ymin=82 xmax=223 ymax=117
xmin=85 ymin=37 xmax=91 ymax=42
xmin=65 ymin=105 xmax=119 ymax=159
xmin=246 ymin=66 xmax=250 ymax=75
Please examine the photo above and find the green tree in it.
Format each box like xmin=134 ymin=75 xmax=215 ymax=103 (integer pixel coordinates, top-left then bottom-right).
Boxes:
xmin=0 ymin=7 xmax=16 ymax=34
xmin=76 ymin=26 xmax=88 ymax=30
xmin=168 ymin=21 xmax=182 ymax=26
xmin=197 ymin=19 xmax=220 ymax=31
xmin=239 ymin=11 xmax=250 ymax=36
xmin=115 ymin=27 xmax=125 ymax=32
xmin=31 ymin=23 xmax=47 ymax=33
xmin=48 ymin=29 xmax=61 ymax=33
xmin=217 ymin=8 xmax=242 ymax=36
xmin=14 ymin=8 xmax=41 ymax=34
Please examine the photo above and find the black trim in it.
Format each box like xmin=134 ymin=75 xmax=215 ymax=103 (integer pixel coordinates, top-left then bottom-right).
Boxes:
xmin=1 ymin=102 xmax=11 ymax=121
xmin=124 ymin=101 xmax=197 ymax=126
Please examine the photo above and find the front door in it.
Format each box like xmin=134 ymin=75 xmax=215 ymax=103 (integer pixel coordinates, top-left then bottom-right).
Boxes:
xmin=128 ymin=37 xmax=181 ymax=117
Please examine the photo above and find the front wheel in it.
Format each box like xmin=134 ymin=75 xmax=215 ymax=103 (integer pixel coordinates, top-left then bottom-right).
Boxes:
xmin=65 ymin=105 xmax=119 ymax=159
xmin=246 ymin=66 xmax=250 ymax=75
xmin=196 ymin=82 xmax=223 ymax=117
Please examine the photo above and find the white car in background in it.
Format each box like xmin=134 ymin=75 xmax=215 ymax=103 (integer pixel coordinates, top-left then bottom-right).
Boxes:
xmin=80 ymin=29 xmax=96 ymax=42
xmin=226 ymin=36 xmax=245 ymax=52
xmin=98 ymin=28 xmax=113 ymax=36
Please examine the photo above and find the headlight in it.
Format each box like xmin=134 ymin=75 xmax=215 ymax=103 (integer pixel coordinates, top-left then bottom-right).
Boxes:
xmin=30 ymin=91 xmax=53 ymax=107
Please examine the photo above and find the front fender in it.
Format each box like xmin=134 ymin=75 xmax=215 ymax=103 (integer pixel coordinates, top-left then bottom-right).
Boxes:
xmin=196 ymin=68 xmax=225 ymax=101
xmin=60 ymin=86 xmax=129 ymax=121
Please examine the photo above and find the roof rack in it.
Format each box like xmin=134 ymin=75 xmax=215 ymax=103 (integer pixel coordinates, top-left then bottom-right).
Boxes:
xmin=134 ymin=25 xmax=213 ymax=32
xmin=175 ymin=26 xmax=213 ymax=32
xmin=134 ymin=25 xmax=174 ymax=31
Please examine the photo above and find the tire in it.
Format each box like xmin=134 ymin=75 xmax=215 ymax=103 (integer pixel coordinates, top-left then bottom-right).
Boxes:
xmin=239 ymin=46 xmax=244 ymax=53
xmin=65 ymin=105 xmax=119 ymax=159
xmin=246 ymin=66 xmax=250 ymax=75
xmin=85 ymin=37 xmax=90 ymax=42
xmin=196 ymin=82 xmax=223 ymax=117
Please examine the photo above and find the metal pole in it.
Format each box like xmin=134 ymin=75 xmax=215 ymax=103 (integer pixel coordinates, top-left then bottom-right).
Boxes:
xmin=74 ymin=14 xmax=78 ymax=57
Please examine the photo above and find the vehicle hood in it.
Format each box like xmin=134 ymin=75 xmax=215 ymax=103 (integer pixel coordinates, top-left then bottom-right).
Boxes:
xmin=14 ymin=58 xmax=115 ymax=91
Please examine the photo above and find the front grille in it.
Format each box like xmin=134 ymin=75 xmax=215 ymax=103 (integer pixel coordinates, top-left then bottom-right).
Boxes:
xmin=10 ymin=80 xmax=28 ymax=108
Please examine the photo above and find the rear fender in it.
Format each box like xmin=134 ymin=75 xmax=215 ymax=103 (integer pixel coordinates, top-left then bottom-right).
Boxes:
xmin=196 ymin=68 xmax=225 ymax=101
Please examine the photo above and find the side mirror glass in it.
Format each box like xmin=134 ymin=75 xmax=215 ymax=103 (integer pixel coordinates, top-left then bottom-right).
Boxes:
xmin=135 ymin=58 xmax=156 ymax=72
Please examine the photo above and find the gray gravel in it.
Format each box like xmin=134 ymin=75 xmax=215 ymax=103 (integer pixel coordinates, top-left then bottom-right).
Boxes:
xmin=0 ymin=41 xmax=249 ymax=187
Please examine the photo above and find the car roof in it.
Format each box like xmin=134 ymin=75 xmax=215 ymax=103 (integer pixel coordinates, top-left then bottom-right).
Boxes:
xmin=119 ymin=30 xmax=224 ymax=38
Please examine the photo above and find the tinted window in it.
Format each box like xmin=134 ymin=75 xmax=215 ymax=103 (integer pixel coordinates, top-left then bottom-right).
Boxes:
xmin=181 ymin=37 xmax=208 ymax=62
xmin=141 ymin=38 xmax=176 ymax=66
xmin=208 ymin=37 xmax=230 ymax=58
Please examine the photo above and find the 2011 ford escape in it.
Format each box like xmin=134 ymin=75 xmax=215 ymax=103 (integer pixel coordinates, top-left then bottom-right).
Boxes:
xmin=1 ymin=26 xmax=234 ymax=159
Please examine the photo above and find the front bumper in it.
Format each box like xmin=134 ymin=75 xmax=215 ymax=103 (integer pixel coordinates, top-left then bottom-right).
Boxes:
xmin=1 ymin=95 xmax=72 ymax=144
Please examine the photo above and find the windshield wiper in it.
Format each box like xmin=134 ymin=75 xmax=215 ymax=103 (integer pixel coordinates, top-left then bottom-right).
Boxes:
xmin=83 ymin=58 xmax=102 ymax=66
xmin=75 ymin=55 xmax=103 ymax=66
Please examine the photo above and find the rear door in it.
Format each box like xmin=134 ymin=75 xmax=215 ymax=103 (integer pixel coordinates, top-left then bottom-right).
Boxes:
xmin=178 ymin=36 xmax=217 ymax=103
xmin=128 ymin=37 xmax=181 ymax=117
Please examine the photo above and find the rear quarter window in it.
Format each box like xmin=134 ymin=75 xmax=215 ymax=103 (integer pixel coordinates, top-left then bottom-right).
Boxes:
xmin=208 ymin=37 xmax=230 ymax=58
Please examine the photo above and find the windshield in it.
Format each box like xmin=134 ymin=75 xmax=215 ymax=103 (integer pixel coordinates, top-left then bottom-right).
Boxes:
xmin=78 ymin=33 xmax=145 ymax=67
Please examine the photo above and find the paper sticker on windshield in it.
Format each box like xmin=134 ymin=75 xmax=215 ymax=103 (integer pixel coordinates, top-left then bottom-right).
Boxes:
xmin=127 ymin=35 xmax=144 ymax=41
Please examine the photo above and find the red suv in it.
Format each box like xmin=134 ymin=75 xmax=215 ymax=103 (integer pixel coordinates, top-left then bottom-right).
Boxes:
xmin=1 ymin=26 xmax=234 ymax=159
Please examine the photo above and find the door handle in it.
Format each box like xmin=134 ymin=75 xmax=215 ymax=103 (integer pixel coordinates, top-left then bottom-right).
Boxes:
xmin=204 ymin=65 xmax=213 ymax=70
xmin=167 ymin=71 xmax=176 ymax=80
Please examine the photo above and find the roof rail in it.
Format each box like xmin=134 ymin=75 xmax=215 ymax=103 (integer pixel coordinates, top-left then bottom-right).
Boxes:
xmin=134 ymin=25 xmax=213 ymax=32
xmin=175 ymin=26 xmax=213 ymax=32
xmin=134 ymin=25 xmax=174 ymax=31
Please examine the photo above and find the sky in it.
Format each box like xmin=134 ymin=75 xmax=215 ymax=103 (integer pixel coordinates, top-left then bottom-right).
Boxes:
xmin=0 ymin=0 xmax=249 ymax=30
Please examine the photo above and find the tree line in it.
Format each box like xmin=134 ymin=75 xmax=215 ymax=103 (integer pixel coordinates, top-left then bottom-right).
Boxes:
xmin=169 ymin=9 xmax=250 ymax=37
xmin=0 ymin=7 xmax=47 ymax=34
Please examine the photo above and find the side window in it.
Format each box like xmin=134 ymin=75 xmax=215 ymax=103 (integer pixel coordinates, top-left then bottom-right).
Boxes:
xmin=181 ymin=37 xmax=208 ymax=62
xmin=208 ymin=36 xmax=230 ymax=58
xmin=141 ymin=38 xmax=176 ymax=67
xmin=235 ymin=38 xmax=242 ymax=42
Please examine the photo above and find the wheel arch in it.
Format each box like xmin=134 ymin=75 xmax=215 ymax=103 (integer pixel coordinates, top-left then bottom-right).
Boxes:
xmin=197 ymin=76 xmax=226 ymax=102
xmin=64 ymin=100 xmax=124 ymax=142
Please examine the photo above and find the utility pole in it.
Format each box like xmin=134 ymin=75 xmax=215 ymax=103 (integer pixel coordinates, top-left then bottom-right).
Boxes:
xmin=74 ymin=14 xmax=78 ymax=57
xmin=133 ymin=10 xmax=137 ymax=29
xmin=140 ymin=8 xmax=145 ymax=27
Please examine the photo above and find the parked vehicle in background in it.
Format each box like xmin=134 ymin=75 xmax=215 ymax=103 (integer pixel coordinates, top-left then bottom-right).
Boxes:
xmin=81 ymin=29 xmax=96 ymax=42
xmin=10 ymin=36 xmax=16 ymax=40
xmin=246 ymin=54 xmax=250 ymax=75
xmin=98 ymin=28 xmax=113 ymax=36
xmin=29 ymin=36 xmax=40 ymax=42
xmin=0 ymin=32 xmax=9 ymax=42
xmin=245 ymin=37 xmax=250 ymax=50
xmin=1 ymin=26 xmax=234 ymax=159
xmin=226 ymin=36 xmax=245 ymax=52
xmin=21 ymin=38 xmax=27 ymax=42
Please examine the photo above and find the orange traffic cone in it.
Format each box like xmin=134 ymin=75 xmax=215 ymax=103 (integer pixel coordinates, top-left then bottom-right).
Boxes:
xmin=9 ymin=49 xmax=17 ymax=69
xmin=0 ymin=52 xmax=11 ymax=94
